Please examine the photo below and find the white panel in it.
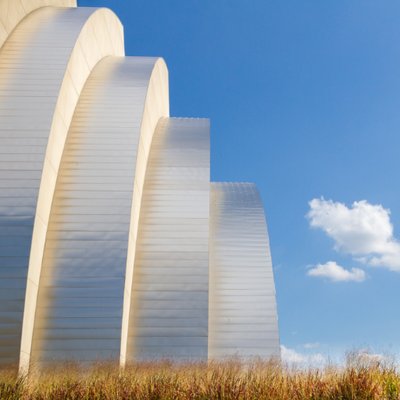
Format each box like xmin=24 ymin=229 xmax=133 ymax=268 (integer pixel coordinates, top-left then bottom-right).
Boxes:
xmin=0 ymin=0 xmax=76 ymax=50
xmin=30 ymin=57 xmax=168 ymax=366
xmin=209 ymin=182 xmax=280 ymax=360
xmin=127 ymin=118 xmax=210 ymax=362
xmin=0 ymin=6 xmax=123 ymax=368
xmin=120 ymin=58 xmax=169 ymax=366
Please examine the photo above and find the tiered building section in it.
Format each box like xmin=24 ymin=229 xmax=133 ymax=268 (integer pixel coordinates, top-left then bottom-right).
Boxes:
xmin=0 ymin=0 xmax=279 ymax=372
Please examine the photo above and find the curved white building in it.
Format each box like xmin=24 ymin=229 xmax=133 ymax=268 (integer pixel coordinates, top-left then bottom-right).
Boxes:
xmin=0 ymin=0 xmax=279 ymax=371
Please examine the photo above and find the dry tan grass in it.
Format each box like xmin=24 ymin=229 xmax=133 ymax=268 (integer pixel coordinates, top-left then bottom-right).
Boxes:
xmin=1 ymin=359 xmax=400 ymax=399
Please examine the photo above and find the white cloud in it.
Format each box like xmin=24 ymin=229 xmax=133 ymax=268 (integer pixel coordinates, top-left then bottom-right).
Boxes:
xmin=307 ymin=198 xmax=400 ymax=271
xmin=281 ymin=345 xmax=305 ymax=364
xmin=281 ymin=345 xmax=326 ymax=368
xmin=346 ymin=349 xmax=392 ymax=367
xmin=308 ymin=261 xmax=366 ymax=282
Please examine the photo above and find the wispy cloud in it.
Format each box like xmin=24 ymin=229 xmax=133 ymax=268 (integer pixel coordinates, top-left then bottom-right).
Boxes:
xmin=303 ymin=342 xmax=320 ymax=349
xmin=307 ymin=198 xmax=400 ymax=271
xmin=281 ymin=345 xmax=326 ymax=367
xmin=346 ymin=349 xmax=393 ymax=367
xmin=308 ymin=261 xmax=366 ymax=282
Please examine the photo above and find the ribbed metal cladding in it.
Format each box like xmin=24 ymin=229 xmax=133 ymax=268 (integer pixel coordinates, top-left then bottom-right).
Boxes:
xmin=0 ymin=1 xmax=76 ymax=51
xmin=127 ymin=117 xmax=210 ymax=362
xmin=0 ymin=0 xmax=282 ymax=371
xmin=209 ymin=183 xmax=280 ymax=359
xmin=30 ymin=57 xmax=165 ymax=365
xmin=0 ymin=6 xmax=117 ymax=367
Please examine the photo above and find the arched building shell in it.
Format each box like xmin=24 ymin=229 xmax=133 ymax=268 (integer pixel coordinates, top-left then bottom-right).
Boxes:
xmin=0 ymin=0 xmax=280 ymax=372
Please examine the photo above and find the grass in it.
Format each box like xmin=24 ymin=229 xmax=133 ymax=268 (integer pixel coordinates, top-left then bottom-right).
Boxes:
xmin=1 ymin=358 xmax=400 ymax=399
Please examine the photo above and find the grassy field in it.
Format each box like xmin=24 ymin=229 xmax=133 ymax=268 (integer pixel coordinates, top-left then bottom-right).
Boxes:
xmin=1 ymin=359 xmax=400 ymax=400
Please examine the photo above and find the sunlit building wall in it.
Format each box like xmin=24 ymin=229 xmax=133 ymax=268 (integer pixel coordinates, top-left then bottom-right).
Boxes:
xmin=0 ymin=0 xmax=279 ymax=372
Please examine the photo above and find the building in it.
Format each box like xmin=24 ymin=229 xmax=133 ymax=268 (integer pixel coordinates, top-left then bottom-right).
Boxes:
xmin=0 ymin=0 xmax=280 ymax=372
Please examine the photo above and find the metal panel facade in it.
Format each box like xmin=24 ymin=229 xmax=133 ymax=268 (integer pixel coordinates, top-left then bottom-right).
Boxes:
xmin=0 ymin=6 xmax=123 ymax=367
xmin=0 ymin=0 xmax=76 ymax=50
xmin=209 ymin=183 xmax=280 ymax=359
xmin=31 ymin=57 xmax=168 ymax=365
xmin=0 ymin=0 xmax=280 ymax=371
xmin=128 ymin=118 xmax=210 ymax=361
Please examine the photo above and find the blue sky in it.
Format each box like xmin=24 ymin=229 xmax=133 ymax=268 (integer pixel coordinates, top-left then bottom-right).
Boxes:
xmin=79 ymin=0 xmax=400 ymax=364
